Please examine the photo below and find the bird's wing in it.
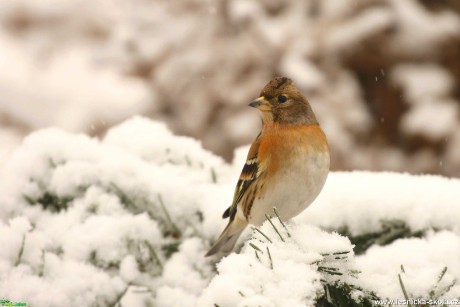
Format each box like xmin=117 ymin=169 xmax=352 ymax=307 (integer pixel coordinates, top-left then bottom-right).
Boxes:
xmin=222 ymin=133 xmax=267 ymax=221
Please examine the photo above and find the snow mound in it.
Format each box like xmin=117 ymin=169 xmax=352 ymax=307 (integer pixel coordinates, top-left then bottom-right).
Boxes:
xmin=1 ymin=117 xmax=460 ymax=306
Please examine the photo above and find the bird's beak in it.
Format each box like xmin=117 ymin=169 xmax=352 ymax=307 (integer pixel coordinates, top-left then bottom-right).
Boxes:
xmin=249 ymin=96 xmax=271 ymax=111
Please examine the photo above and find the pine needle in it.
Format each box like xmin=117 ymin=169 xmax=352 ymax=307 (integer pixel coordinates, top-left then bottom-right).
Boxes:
xmin=398 ymin=274 xmax=412 ymax=307
xmin=318 ymin=266 xmax=343 ymax=276
xmin=439 ymin=279 xmax=456 ymax=297
xmin=158 ymin=194 xmax=182 ymax=238
xmin=430 ymin=267 xmax=449 ymax=297
xmin=111 ymin=183 xmax=137 ymax=209
xmin=265 ymin=214 xmax=284 ymax=242
xmin=437 ymin=266 xmax=447 ymax=283
xmin=38 ymin=250 xmax=45 ymax=277
xmin=255 ymin=251 xmax=261 ymax=262
xmin=325 ymin=285 xmax=332 ymax=303
xmin=333 ymin=251 xmax=350 ymax=255
xmin=108 ymin=284 xmax=131 ymax=307
xmin=252 ymin=227 xmax=272 ymax=243
xmin=145 ymin=241 xmax=163 ymax=271
xmin=249 ymin=242 xmax=263 ymax=253
xmin=184 ymin=155 xmax=192 ymax=166
xmin=15 ymin=234 xmax=26 ymax=266
xmin=273 ymin=207 xmax=291 ymax=237
xmin=318 ymin=266 xmax=339 ymax=271
xmin=211 ymin=167 xmax=217 ymax=183
xmin=266 ymin=247 xmax=273 ymax=270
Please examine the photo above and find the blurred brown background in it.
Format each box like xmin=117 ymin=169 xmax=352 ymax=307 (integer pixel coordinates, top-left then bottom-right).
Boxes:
xmin=0 ymin=0 xmax=459 ymax=176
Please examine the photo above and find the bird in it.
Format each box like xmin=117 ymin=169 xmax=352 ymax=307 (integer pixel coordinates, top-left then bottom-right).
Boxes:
xmin=205 ymin=77 xmax=330 ymax=257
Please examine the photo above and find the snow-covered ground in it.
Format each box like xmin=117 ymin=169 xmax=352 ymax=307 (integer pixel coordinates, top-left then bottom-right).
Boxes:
xmin=1 ymin=117 xmax=459 ymax=306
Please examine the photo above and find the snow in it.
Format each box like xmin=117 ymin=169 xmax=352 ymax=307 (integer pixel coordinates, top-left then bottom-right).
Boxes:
xmin=1 ymin=0 xmax=460 ymax=177
xmin=1 ymin=0 xmax=460 ymax=304
xmin=392 ymin=64 xmax=455 ymax=105
xmin=392 ymin=64 xmax=458 ymax=141
xmin=0 ymin=128 xmax=21 ymax=169
xmin=198 ymin=223 xmax=342 ymax=307
xmin=324 ymin=8 xmax=393 ymax=53
xmin=298 ymin=171 xmax=460 ymax=235
xmin=0 ymin=33 xmax=151 ymax=132
xmin=390 ymin=0 xmax=460 ymax=55
xmin=401 ymin=101 xmax=459 ymax=141
xmin=357 ymin=231 xmax=460 ymax=299
xmin=1 ymin=117 xmax=460 ymax=306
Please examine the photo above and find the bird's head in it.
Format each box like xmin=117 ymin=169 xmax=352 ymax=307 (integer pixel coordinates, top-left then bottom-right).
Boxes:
xmin=249 ymin=77 xmax=318 ymax=125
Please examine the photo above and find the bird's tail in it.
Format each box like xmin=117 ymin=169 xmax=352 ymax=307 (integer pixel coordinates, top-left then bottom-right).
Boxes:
xmin=205 ymin=217 xmax=247 ymax=257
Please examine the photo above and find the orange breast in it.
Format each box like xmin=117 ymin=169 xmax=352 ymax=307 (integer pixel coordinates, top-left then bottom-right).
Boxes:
xmin=258 ymin=124 xmax=329 ymax=175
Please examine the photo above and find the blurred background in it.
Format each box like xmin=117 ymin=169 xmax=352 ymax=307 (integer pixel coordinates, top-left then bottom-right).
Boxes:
xmin=0 ymin=0 xmax=459 ymax=176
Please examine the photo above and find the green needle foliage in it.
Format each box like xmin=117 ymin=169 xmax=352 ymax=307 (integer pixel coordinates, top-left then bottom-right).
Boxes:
xmin=316 ymin=284 xmax=377 ymax=307
xmin=337 ymin=219 xmax=425 ymax=255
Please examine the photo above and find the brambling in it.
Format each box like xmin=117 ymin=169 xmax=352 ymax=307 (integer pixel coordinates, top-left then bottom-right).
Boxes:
xmin=206 ymin=77 xmax=330 ymax=256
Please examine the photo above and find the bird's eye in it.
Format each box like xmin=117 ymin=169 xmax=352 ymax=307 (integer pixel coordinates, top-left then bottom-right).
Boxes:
xmin=278 ymin=95 xmax=287 ymax=103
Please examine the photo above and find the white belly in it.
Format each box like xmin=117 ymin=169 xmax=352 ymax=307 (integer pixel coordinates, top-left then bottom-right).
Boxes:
xmin=248 ymin=149 xmax=330 ymax=226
